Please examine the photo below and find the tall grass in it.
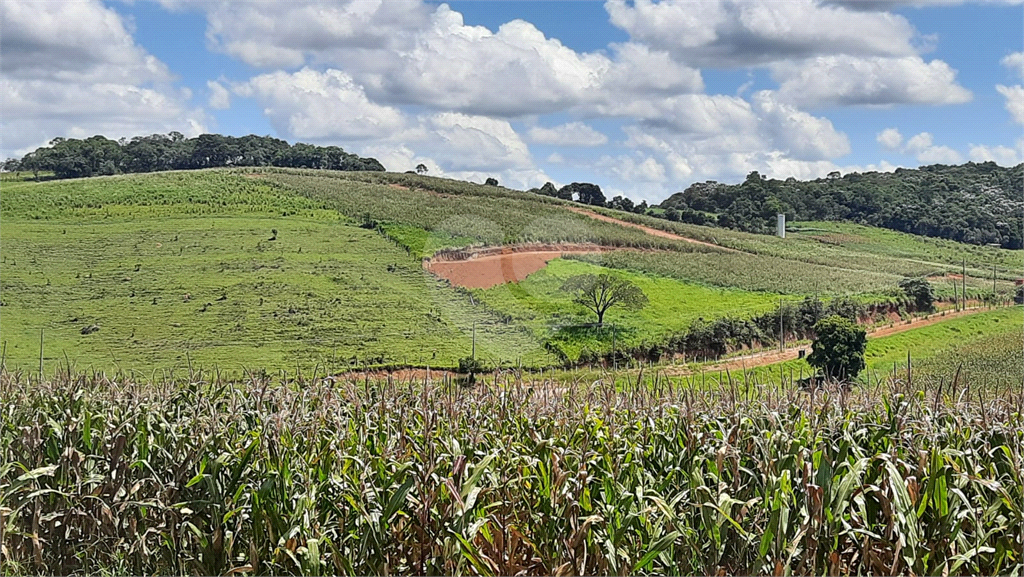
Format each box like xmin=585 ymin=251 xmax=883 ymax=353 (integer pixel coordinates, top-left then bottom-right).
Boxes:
xmin=2 ymin=367 xmax=1020 ymax=575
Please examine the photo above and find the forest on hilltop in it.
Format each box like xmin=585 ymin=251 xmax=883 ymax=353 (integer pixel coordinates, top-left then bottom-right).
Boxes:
xmin=3 ymin=132 xmax=385 ymax=180
xmin=658 ymin=163 xmax=1024 ymax=248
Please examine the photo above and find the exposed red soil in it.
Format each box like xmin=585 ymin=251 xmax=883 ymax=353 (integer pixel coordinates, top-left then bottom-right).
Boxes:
xmin=564 ymin=206 xmax=737 ymax=252
xmin=424 ymin=243 xmax=619 ymax=289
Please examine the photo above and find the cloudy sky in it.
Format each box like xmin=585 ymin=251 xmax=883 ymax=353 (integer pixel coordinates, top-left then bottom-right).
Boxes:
xmin=2 ymin=0 xmax=1022 ymax=202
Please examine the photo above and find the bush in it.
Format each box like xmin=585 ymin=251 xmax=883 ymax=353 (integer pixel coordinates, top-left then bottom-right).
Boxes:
xmin=457 ymin=356 xmax=485 ymax=375
xmin=899 ymin=277 xmax=936 ymax=312
xmin=807 ymin=315 xmax=867 ymax=381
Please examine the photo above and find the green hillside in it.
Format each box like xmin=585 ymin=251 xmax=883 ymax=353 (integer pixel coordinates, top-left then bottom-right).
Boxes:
xmin=1 ymin=167 xmax=1019 ymax=373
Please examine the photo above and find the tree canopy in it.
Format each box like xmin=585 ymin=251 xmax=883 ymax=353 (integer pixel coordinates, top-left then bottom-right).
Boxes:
xmin=4 ymin=132 xmax=385 ymax=180
xmin=807 ymin=315 xmax=868 ymax=381
xmin=658 ymin=163 xmax=1024 ymax=248
xmin=899 ymin=278 xmax=936 ymax=312
xmin=560 ymin=273 xmax=648 ymax=325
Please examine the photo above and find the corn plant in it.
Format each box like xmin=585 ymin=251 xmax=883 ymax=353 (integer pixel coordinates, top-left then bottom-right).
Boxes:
xmin=1 ymin=366 xmax=1021 ymax=575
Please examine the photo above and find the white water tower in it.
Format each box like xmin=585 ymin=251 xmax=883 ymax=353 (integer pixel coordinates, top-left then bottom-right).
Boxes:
xmin=776 ymin=213 xmax=786 ymax=238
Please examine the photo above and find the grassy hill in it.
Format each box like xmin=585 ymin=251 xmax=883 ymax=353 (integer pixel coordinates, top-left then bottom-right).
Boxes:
xmin=1 ymin=167 xmax=1020 ymax=374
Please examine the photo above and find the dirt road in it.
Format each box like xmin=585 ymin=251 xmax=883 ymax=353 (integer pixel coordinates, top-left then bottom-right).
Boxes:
xmin=564 ymin=206 xmax=737 ymax=252
xmin=663 ymin=306 xmax=997 ymax=375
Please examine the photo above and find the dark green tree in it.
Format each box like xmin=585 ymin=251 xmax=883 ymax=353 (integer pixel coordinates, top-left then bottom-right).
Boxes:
xmin=484 ymin=177 xmax=498 ymax=186
xmin=899 ymin=277 xmax=936 ymax=312
xmin=807 ymin=315 xmax=867 ymax=381
xmin=607 ymin=195 xmax=635 ymax=212
xmin=560 ymin=273 xmax=648 ymax=326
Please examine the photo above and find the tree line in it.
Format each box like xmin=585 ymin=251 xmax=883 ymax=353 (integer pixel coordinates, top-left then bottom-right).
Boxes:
xmin=2 ymin=132 xmax=385 ymax=180
xmin=526 ymin=181 xmax=649 ymax=214
xmin=657 ymin=163 xmax=1024 ymax=249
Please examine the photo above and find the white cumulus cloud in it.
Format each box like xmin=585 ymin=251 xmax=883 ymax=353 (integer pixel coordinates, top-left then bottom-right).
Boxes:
xmin=596 ymin=154 xmax=668 ymax=183
xmin=236 ymin=68 xmax=405 ymax=140
xmin=750 ymin=90 xmax=850 ymax=160
xmin=903 ymin=131 xmax=964 ymax=164
xmin=968 ymin=143 xmax=1021 ymax=165
xmin=605 ymin=0 xmax=919 ymax=68
xmin=207 ymin=80 xmax=231 ymax=110
xmin=877 ymin=128 xmax=903 ymax=150
xmin=773 ymin=55 xmax=972 ymax=107
xmin=0 ymin=0 xmax=205 ymax=156
xmin=996 ymin=84 xmax=1024 ymax=125
xmin=528 ymin=122 xmax=608 ymax=147
xmin=1002 ymin=51 xmax=1024 ymax=79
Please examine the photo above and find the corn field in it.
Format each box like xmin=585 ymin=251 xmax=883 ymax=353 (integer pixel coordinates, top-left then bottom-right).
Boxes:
xmin=1 ymin=368 xmax=1021 ymax=575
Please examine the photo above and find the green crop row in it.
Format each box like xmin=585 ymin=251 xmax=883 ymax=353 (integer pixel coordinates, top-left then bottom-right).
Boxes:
xmin=1 ymin=369 xmax=1020 ymax=576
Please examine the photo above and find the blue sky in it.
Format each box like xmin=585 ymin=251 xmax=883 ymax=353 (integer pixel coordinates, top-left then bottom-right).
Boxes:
xmin=2 ymin=0 xmax=1022 ymax=203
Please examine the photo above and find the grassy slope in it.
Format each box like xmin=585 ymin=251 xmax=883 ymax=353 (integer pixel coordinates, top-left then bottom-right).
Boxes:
xmin=475 ymin=258 xmax=785 ymax=358
xmin=2 ymin=168 xmax=1019 ymax=373
xmin=258 ymin=169 xmax=711 ymax=257
xmin=915 ymin=326 xmax=1024 ymax=391
xmin=584 ymin=205 xmax=1020 ymax=293
xmin=719 ymin=307 xmax=1023 ymax=385
xmin=0 ymin=172 xmax=551 ymax=372
xmin=263 ymin=170 xmax=1009 ymax=298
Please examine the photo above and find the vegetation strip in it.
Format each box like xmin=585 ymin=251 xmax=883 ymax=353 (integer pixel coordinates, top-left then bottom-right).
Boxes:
xmin=669 ymin=305 xmax=1006 ymax=375
xmin=2 ymin=368 xmax=1020 ymax=575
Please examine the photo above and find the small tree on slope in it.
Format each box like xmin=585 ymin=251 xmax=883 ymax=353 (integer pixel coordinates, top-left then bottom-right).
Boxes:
xmin=560 ymin=273 xmax=648 ymax=326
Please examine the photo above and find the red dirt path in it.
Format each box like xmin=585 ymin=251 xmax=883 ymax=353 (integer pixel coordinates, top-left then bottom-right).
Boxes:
xmin=564 ymin=206 xmax=737 ymax=252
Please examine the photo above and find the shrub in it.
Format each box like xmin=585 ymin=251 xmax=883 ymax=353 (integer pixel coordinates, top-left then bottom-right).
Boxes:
xmin=807 ymin=315 xmax=867 ymax=381
xmin=899 ymin=277 xmax=936 ymax=312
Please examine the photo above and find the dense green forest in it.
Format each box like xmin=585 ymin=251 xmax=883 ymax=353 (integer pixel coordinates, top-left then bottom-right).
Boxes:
xmin=657 ymin=163 xmax=1024 ymax=248
xmin=2 ymin=132 xmax=385 ymax=180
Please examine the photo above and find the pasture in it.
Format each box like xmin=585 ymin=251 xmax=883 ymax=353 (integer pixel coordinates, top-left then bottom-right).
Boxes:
xmin=1 ymin=168 xmax=1019 ymax=374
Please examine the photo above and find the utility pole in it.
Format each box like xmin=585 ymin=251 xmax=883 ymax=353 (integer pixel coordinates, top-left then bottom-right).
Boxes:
xmin=38 ymin=328 xmax=44 ymax=383
xmin=611 ymin=325 xmax=617 ymax=371
xmin=471 ymin=322 xmax=476 ymax=360
xmin=779 ymin=297 xmax=784 ymax=351
xmin=962 ymin=258 xmax=967 ymax=309
xmin=993 ymin=262 xmax=997 ymax=299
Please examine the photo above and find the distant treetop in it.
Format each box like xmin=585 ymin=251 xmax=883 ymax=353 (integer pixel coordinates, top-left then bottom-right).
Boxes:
xmin=4 ymin=132 xmax=386 ymax=181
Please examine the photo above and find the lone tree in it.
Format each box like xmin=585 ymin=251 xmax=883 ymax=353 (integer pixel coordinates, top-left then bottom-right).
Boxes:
xmin=484 ymin=177 xmax=499 ymax=186
xmin=807 ymin=315 xmax=867 ymax=381
xmin=415 ymin=163 xmax=428 ymax=174
xmin=899 ymin=277 xmax=935 ymax=312
xmin=561 ymin=273 xmax=648 ymax=326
